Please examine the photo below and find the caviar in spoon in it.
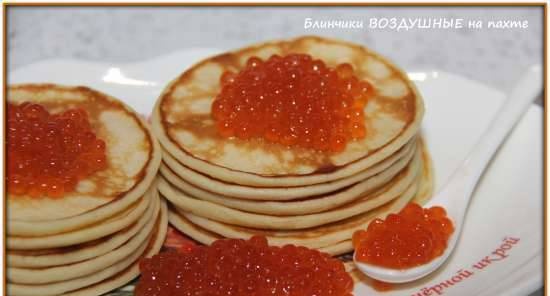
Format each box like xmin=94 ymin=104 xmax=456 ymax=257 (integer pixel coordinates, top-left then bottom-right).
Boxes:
xmin=353 ymin=65 xmax=542 ymax=283
xmin=353 ymin=203 xmax=454 ymax=269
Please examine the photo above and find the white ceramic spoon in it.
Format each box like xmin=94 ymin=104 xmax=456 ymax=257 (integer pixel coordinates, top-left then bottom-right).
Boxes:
xmin=354 ymin=65 xmax=543 ymax=283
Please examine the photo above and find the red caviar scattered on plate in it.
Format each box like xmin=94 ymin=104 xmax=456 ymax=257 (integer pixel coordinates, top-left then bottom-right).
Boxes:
xmin=136 ymin=236 xmax=354 ymax=296
xmin=7 ymin=102 xmax=107 ymax=198
xmin=353 ymin=203 xmax=454 ymax=269
xmin=211 ymin=54 xmax=373 ymax=152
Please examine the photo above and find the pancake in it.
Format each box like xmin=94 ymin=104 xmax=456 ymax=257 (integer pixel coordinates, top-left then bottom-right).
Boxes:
xmin=167 ymin=207 xmax=220 ymax=246
xmin=318 ymin=240 xmax=353 ymax=256
xmin=8 ymin=183 xmax=157 ymax=268
xmin=160 ymin=148 xmax=412 ymax=216
xmin=167 ymin=178 xmax=417 ymax=255
xmin=160 ymin=137 xmax=416 ymax=200
xmin=8 ymin=226 xmax=151 ymax=296
xmin=165 ymin=142 xmax=433 ymax=255
xmin=158 ymin=144 xmax=421 ymax=230
xmin=8 ymin=84 xmax=162 ymax=236
xmin=410 ymin=137 xmax=435 ymax=205
xmin=62 ymin=197 xmax=168 ymax=296
xmin=152 ymin=36 xmax=424 ymax=187
xmin=7 ymin=193 xmax=160 ymax=284
xmin=7 ymin=193 xmax=168 ymax=296
xmin=159 ymin=142 xmax=413 ymax=214
xmin=177 ymin=177 xmax=418 ymax=248
xmin=7 ymin=185 xmax=153 ymax=250
xmin=8 ymin=195 xmax=153 ymax=267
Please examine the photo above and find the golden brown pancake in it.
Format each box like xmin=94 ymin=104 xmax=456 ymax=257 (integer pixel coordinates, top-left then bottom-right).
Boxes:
xmin=62 ymin=197 xmax=168 ymax=296
xmin=152 ymin=36 xmax=424 ymax=187
xmin=166 ymin=144 xmax=433 ymax=256
xmin=7 ymin=194 xmax=160 ymax=284
xmin=7 ymin=193 xmax=168 ymax=296
xmin=166 ymin=178 xmax=418 ymax=256
xmin=158 ymin=142 xmax=414 ymax=215
xmin=7 ymin=186 xmax=152 ymax=250
xmin=159 ymin=137 xmax=417 ymax=201
xmin=7 ymin=199 xmax=154 ymax=268
xmin=159 ymin=145 xmax=421 ymax=230
xmin=7 ymin=186 xmax=157 ymax=268
xmin=8 ymin=84 xmax=162 ymax=237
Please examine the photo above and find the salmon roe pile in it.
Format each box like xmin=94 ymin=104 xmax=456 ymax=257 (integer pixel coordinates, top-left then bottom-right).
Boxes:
xmin=353 ymin=203 xmax=454 ymax=269
xmin=7 ymin=102 xmax=107 ymax=198
xmin=211 ymin=54 xmax=373 ymax=152
xmin=136 ymin=236 xmax=354 ymax=296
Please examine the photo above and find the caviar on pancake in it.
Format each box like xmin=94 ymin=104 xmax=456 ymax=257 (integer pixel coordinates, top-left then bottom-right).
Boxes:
xmin=136 ymin=235 xmax=354 ymax=296
xmin=211 ymin=54 xmax=373 ymax=153
xmin=353 ymin=203 xmax=454 ymax=269
xmin=7 ymin=102 xmax=107 ymax=198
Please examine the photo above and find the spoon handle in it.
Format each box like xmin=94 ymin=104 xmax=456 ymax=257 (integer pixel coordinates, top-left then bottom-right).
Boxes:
xmin=437 ymin=65 xmax=543 ymax=213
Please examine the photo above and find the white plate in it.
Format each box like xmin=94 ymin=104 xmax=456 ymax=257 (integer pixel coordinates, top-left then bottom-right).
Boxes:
xmin=9 ymin=49 xmax=543 ymax=296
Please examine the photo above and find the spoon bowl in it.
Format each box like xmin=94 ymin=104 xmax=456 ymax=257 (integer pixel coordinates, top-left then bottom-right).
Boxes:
xmin=354 ymin=230 xmax=459 ymax=283
xmin=354 ymin=65 xmax=543 ymax=283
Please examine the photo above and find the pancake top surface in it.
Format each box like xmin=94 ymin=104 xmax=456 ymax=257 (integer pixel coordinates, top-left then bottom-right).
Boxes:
xmin=158 ymin=36 xmax=423 ymax=175
xmin=8 ymin=84 xmax=155 ymax=221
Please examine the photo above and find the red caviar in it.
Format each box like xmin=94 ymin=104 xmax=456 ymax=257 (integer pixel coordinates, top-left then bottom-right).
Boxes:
xmin=136 ymin=236 xmax=354 ymax=296
xmin=353 ymin=203 xmax=454 ymax=269
xmin=7 ymin=102 xmax=107 ymax=198
xmin=211 ymin=54 xmax=373 ymax=152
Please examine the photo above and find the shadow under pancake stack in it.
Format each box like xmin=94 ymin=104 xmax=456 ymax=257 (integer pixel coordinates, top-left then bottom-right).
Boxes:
xmin=6 ymin=85 xmax=165 ymax=296
xmin=152 ymin=36 xmax=435 ymax=257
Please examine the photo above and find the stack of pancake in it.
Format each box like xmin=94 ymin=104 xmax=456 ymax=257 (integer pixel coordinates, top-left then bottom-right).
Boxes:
xmin=6 ymin=85 xmax=166 ymax=296
xmin=152 ymin=36 xmax=434 ymax=256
